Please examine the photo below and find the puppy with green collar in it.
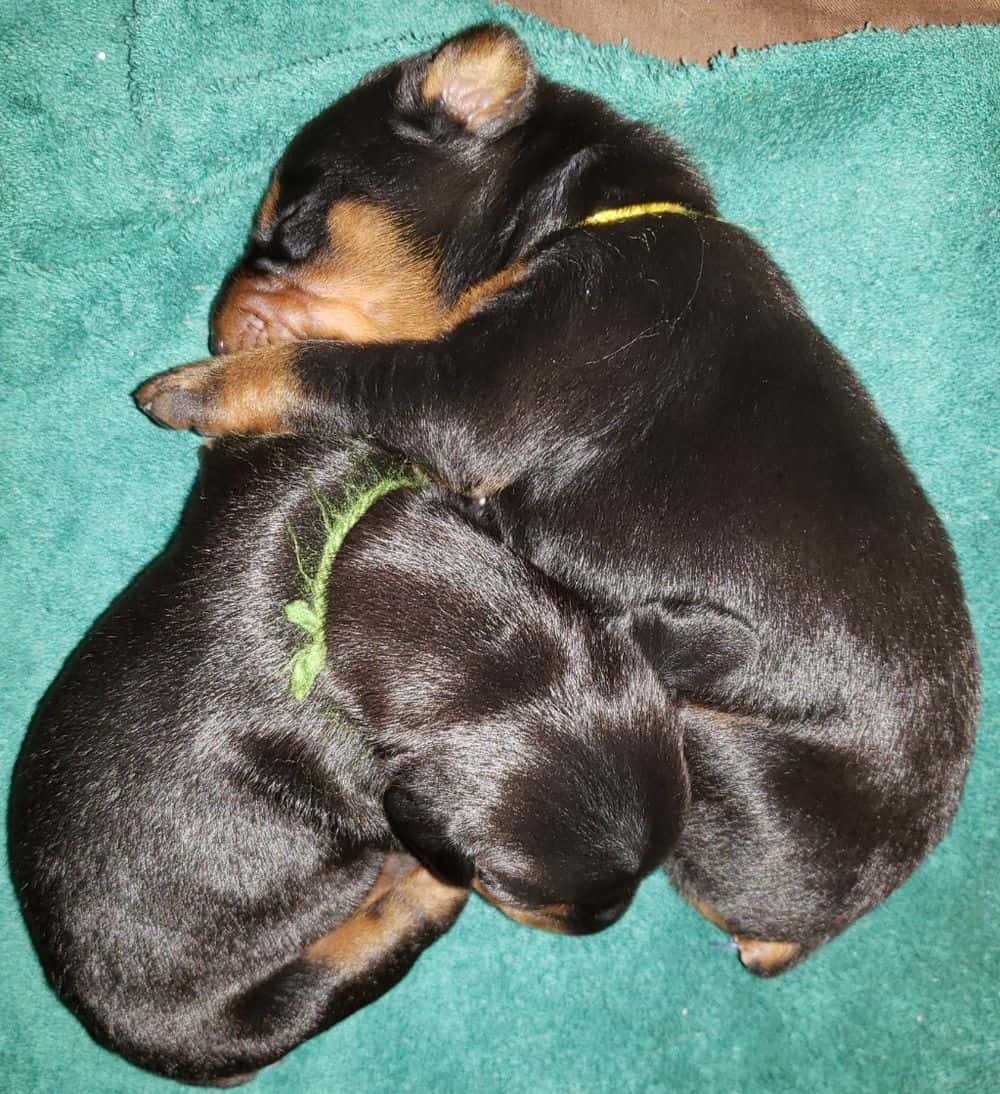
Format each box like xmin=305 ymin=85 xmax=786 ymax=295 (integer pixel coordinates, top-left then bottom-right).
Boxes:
xmin=139 ymin=23 xmax=980 ymax=978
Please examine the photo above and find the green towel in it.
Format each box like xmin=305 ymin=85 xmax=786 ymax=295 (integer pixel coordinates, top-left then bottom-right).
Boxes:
xmin=1 ymin=3 xmax=996 ymax=1091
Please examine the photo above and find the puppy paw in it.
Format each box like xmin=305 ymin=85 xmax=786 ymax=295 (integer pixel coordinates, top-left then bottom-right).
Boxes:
xmin=135 ymin=347 xmax=300 ymax=436
xmin=134 ymin=362 xmax=220 ymax=433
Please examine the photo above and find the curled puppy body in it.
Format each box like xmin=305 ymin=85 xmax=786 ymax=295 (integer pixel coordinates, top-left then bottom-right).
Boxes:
xmin=137 ymin=24 xmax=980 ymax=975
xmin=10 ymin=436 xmax=682 ymax=1084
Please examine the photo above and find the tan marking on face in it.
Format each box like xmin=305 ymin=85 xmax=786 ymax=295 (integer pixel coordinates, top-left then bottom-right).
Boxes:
xmin=496 ymin=903 xmax=575 ymax=934
xmin=307 ymin=865 xmax=467 ymax=974
xmin=318 ymin=200 xmax=446 ymax=339
xmin=257 ymin=177 xmax=280 ymax=233
xmin=421 ymin=27 xmax=530 ymax=131
xmin=465 ymin=475 xmax=513 ymax=501
xmin=735 ymin=938 xmax=802 ymax=976
xmin=213 ymin=199 xmax=447 ymax=351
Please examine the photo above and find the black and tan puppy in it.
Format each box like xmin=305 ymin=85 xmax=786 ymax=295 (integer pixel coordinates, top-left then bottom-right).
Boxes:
xmin=10 ymin=436 xmax=683 ymax=1084
xmin=137 ymin=24 xmax=980 ymax=976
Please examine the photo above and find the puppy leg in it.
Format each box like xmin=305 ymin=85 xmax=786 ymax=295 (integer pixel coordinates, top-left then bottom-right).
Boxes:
xmin=133 ymin=265 xmax=592 ymax=493
xmin=135 ymin=261 xmax=537 ymax=442
xmin=134 ymin=347 xmax=304 ymax=437
xmin=148 ymin=856 xmax=466 ymax=1086
xmin=301 ymin=855 xmax=468 ymax=1021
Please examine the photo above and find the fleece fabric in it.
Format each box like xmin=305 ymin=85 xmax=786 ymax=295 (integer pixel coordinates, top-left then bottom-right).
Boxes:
xmin=0 ymin=3 xmax=996 ymax=1091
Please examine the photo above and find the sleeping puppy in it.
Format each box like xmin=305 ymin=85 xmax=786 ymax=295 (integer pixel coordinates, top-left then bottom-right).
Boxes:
xmin=9 ymin=435 xmax=683 ymax=1085
xmin=136 ymin=23 xmax=980 ymax=976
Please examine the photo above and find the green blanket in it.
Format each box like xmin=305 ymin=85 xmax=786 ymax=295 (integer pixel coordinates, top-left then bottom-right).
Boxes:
xmin=1 ymin=3 xmax=996 ymax=1090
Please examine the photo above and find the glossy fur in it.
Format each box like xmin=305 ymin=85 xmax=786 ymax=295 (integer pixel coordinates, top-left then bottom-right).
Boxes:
xmin=138 ymin=24 xmax=980 ymax=973
xmin=10 ymin=437 xmax=681 ymax=1083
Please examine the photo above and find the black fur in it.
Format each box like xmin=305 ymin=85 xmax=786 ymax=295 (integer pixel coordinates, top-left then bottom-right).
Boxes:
xmin=142 ymin=24 xmax=979 ymax=969
xmin=14 ymin=19 xmax=981 ymax=1083
xmin=9 ymin=436 xmax=681 ymax=1083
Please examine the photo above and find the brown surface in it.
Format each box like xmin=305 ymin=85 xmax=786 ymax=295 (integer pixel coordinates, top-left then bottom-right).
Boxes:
xmin=503 ymin=1 xmax=1000 ymax=63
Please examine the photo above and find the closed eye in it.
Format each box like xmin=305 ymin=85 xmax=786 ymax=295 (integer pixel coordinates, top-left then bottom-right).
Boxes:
xmin=252 ymin=197 xmax=302 ymax=246
xmin=252 ymin=204 xmax=321 ymax=263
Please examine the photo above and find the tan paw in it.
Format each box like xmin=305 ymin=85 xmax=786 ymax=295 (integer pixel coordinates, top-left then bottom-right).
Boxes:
xmin=134 ymin=361 xmax=221 ymax=433
xmin=135 ymin=346 xmax=300 ymax=436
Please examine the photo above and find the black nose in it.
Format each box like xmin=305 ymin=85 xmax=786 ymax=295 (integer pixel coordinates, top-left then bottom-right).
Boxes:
xmin=209 ymin=330 xmax=225 ymax=356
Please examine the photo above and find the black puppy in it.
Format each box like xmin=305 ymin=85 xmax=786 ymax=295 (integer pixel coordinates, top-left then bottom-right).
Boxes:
xmin=10 ymin=436 xmax=682 ymax=1084
xmin=137 ymin=24 xmax=980 ymax=976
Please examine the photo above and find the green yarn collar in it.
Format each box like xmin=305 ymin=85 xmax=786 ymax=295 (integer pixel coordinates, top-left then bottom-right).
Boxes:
xmin=284 ymin=466 xmax=422 ymax=700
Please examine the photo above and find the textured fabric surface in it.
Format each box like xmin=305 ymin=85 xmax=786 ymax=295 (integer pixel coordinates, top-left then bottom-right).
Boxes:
xmin=1 ymin=3 xmax=997 ymax=1091
xmin=507 ymin=0 xmax=1000 ymax=63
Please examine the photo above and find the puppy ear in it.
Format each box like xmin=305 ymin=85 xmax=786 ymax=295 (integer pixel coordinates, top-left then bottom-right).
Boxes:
xmin=617 ymin=601 xmax=760 ymax=693
xmin=417 ymin=24 xmax=537 ymax=138
xmin=383 ymin=785 xmax=475 ymax=887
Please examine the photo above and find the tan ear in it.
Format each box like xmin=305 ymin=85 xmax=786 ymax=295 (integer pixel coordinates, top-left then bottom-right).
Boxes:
xmin=421 ymin=24 xmax=536 ymax=136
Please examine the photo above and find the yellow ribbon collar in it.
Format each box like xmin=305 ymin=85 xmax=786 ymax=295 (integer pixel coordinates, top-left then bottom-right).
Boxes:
xmin=581 ymin=201 xmax=698 ymax=227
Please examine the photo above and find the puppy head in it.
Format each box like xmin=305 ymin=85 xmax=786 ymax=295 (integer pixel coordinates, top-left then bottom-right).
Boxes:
xmin=211 ymin=24 xmax=540 ymax=353
xmin=383 ymin=639 xmax=688 ymax=936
